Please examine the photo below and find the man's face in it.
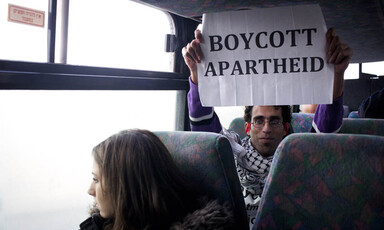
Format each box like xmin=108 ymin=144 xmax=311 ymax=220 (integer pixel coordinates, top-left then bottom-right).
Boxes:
xmin=245 ymin=106 xmax=287 ymax=157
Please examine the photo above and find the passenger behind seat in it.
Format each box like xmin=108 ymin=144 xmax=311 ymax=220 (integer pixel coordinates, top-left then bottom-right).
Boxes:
xmin=358 ymin=88 xmax=384 ymax=119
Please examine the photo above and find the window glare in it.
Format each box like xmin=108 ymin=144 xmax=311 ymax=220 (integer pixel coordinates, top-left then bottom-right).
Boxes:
xmin=215 ymin=106 xmax=245 ymax=129
xmin=0 ymin=90 xmax=177 ymax=230
xmin=0 ymin=0 xmax=48 ymax=62
xmin=0 ymin=0 xmax=176 ymax=229
xmin=362 ymin=61 xmax=384 ymax=76
xmin=344 ymin=63 xmax=359 ymax=80
xmin=67 ymin=0 xmax=174 ymax=71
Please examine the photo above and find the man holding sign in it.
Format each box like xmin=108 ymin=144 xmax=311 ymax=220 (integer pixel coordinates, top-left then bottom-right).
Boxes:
xmin=183 ymin=6 xmax=352 ymax=228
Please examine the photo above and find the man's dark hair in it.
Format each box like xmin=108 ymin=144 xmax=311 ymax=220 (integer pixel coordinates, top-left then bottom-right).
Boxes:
xmin=244 ymin=105 xmax=292 ymax=124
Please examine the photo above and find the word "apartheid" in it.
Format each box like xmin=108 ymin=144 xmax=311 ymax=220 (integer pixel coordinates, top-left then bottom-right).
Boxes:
xmin=204 ymin=57 xmax=324 ymax=76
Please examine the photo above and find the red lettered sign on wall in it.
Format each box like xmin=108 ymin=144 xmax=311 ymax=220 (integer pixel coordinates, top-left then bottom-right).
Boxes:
xmin=8 ymin=4 xmax=45 ymax=28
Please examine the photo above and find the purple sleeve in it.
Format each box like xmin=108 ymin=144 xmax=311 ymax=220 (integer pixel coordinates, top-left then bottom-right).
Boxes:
xmin=312 ymin=94 xmax=344 ymax=133
xmin=187 ymin=78 xmax=222 ymax=133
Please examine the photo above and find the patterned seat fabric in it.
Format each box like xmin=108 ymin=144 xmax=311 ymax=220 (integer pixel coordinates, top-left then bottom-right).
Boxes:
xmin=155 ymin=131 xmax=249 ymax=230
xmin=230 ymin=115 xmax=384 ymax=136
xmin=343 ymin=105 xmax=350 ymax=118
xmin=229 ymin=113 xmax=315 ymax=136
xmin=348 ymin=110 xmax=360 ymax=118
xmin=253 ymin=133 xmax=384 ymax=230
xmin=340 ymin=118 xmax=384 ymax=136
xmin=229 ymin=113 xmax=315 ymax=137
xmin=291 ymin=113 xmax=314 ymax=133
xmin=228 ymin=117 xmax=247 ymax=139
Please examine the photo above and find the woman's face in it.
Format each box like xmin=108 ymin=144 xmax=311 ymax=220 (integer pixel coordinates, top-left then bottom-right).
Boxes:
xmin=88 ymin=160 xmax=114 ymax=218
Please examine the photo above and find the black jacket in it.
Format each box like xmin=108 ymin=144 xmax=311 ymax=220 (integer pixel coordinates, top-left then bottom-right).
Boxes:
xmin=79 ymin=200 xmax=234 ymax=230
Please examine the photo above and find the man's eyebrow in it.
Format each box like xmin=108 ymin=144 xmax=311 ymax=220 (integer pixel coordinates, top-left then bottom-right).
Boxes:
xmin=269 ymin=116 xmax=282 ymax=120
xmin=253 ymin=115 xmax=281 ymax=120
xmin=253 ymin=116 xmax=265 ymax=120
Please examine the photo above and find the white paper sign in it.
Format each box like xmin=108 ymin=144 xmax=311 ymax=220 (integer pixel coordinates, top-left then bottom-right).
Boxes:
xmin=197 ymin=4 xmax=333 ymax=106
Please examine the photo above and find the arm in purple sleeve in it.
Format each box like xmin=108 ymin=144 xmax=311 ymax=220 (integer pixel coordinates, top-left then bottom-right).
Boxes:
xmin=312 ymin=94 xmax=344 ymax=133
xmin=187 ymin=77 xmax=222 ymax=133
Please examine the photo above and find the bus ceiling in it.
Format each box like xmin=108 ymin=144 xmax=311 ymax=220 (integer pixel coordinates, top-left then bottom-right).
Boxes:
xmin=132 ymin=0 xmax=384 ymax=64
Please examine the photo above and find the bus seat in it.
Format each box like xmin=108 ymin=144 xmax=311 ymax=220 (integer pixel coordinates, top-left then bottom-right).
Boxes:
xmin=291 ymin=113 xmax=314 ymax=133
xmin=155 ymin=131 xmax=249 ymax=230
xmin=229 ymin=115 xmax=384 ymax=137
xmin=228 ymin=113 xmax=315 ymax=138
xmin=343 ymin=105 xmax=350 ymax=118
xmin=348 ymin=110 xmax=360 ymax=118
xmin=340 ymin=118 xmax=384 ymax=136
xmin=253 ymin=133 xmax=384 ymax=230
xmin=228 ymin=117 xmax=247 ymax=139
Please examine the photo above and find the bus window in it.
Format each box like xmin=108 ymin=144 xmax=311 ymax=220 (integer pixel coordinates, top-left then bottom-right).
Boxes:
xmin=214 ymin=106 xmax=245 ymax=129
xmin=67 ymin=0 xmax=174 ymax=71
xmin=344 ymin=63 xmax=359 ymax=79
xmin=0 ymin=0 xmax=48 ymax=62
xmin=363 ymin=61 xmax=384 ymax=76
xmin=0 ymin=1 xmax=176 ymax=229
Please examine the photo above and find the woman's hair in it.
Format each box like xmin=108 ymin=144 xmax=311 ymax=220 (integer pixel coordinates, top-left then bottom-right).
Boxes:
xmin=92 ymin=129 xmax=199 ymax=230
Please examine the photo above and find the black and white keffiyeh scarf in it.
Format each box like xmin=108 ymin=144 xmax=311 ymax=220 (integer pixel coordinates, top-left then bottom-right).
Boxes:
xmin=238 ymin=136 xmax=273 ymax=197
xmin=222 ymin=129 xmax=274 ymax=227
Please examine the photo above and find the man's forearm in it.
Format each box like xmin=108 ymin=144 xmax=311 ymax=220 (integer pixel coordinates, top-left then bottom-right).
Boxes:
xmin=187 ymin=77 xmax=222 ymax=133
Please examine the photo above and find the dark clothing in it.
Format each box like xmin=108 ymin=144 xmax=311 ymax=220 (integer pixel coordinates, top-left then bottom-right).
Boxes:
xmin=79 ymin=200 xmax=234 ymax=230
xmin=79 ymin=213 xmax=111 ymax=230
xmin=359 ymin=88 xmax=384 ymax=119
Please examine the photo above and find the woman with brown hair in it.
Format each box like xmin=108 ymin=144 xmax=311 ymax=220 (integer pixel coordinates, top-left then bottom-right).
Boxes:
xmin=79 ymin=129 xmax=234 ymax=230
